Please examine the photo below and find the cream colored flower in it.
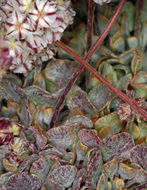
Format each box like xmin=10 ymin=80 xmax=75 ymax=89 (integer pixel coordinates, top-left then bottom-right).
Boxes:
xmin=28 ymin=0 xmax=57 ymax=29
xmin=5 ymin=11 xmax=32 ymax=39
xmin=93 ymin=0 xmax=111 ymax=5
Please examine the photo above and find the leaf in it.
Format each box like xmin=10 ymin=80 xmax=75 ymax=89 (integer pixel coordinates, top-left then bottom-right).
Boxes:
xmin=78 ymin=129 xmax=100 ymax=148
xmin=130 ymin=145 xmax=147 ymax=171
xmin=62 ymin=115 xmax=93 ymax=129
xmin=26 ymin=127 xmax=47 ymax=151
xmin=25 ymin=85 xmax=63 ymax=107
xmin=116 ymin=73 xmax=132 ymax=91
xmin=49 ymin=165 xmax=77 ymax=188
xmin=72 ymin=168 xmax=86 ymax=190
xmin=84 ymin=149 xmax=102 ymax=189
xmin=102 ymin=157 xmax=118 ymax=181
xmin=118 ymin=163 xmax=136 ymax=180
xmin=96 ymin=172 xmax=108 ymax=190
xmin=0 ymin=80 xmax=25 ymax=103
xmin=100 ymin=132 xmax=135 ymax=162
xmin=126 ymin=163 xmax=147 ymax=187
xmin=2 ymin=172 xmax=41 ymax=190
xmin=44 ymin=59 xmax=78 ymax=93
xmin=18 ymin=99 xmax=32 ymax=126
xmin=130 ymin=71 xmax=147 ymax=98
xmin=88 ymin=83 xmax=111 ymax=112
xmin=66 ymin=85 xmax=97 ymax=117
xmin=131 ymin=49 xmax=144 ymax=75
xmin=0 ymin=172 xmax=13 ymax=187
xmin=30 ymin=155 xmax=60 ymax=182
xmin=95 ymin=113 xmax=123 ymax=135
xmin=47 ymin=126 xmax=76 ymax=150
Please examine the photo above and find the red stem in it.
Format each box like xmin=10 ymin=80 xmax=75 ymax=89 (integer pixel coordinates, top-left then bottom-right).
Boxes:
xmin=55 ymin=40 xmax=147 ymax=120
xmin=86 ymin=0 xmax=94 ymax=89
xmin=49 ymin=0 xmax=127 ymax=129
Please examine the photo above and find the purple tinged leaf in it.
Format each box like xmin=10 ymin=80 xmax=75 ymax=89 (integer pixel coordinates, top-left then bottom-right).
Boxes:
xmin=19 ymin=154 xmax=40 ymax=172
xmin=126 ymin=163 xmax=147 ymax=188
xmin=72 ymin=168 xmax=86 ymax=190
xmin=78 ymin=129 xmax=100 ymax=148
xmin=62 ymin=115 xmax=93 ymax=129
xmin=95 ymin=113 xmax=123 ymax=135
xmin=49 ymin=165 xmax=77 ymax=188
xmin=44 ymin=59 xmax=78 ymax=93
xmin=96 ymin=172 xmax=108 ymax=190
xmin=101 ymin=132 xmax=135 ymax=162
xmin=84 ymin=149 xmax=102 ymax=189
xmin=2 ymin=172 xmax=41 ymax=190
xmin=27 ymin=127 xmax=47 ymax=151
xmin=0 ymin=172 xmax=13 ymax=187
xmin=30 ymin=155 xmax=60 ymax=182
xmin=102 ymin=157 xmax=118 ymax=181
xmin=88 ymin=83 xmax=111 ymax=112
xmin=118 ymin=163 xmax=136 ymax=180
xmin=47 ymin=126 xmax=76 ymax=150
xmin=130 ymin=145 xmax=147 ymax=171
xmin=131 ymin=183 xmax=147 ymax=190
xmin=66 ymin=86 xmax=97 ymax=117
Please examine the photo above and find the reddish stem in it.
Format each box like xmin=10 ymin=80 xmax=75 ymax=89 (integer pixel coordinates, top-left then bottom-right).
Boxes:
xmin=55 ymin=40 xmax=147 ymax=120
xmin=86 ymin=0 xmax=94 ymax=52
xmin=49 ymin=0 xmax=127 ymax=128
xmin=86 ymin=0 xmax=94 ymax=89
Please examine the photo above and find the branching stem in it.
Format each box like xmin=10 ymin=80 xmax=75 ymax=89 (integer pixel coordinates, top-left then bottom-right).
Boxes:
xmin=49 ymin=0 xmax=130 ymax=129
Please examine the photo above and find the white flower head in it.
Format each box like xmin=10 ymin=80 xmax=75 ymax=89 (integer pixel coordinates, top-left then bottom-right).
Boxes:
xmin=5 ymin=11 xmax=32 ymax=39
xmin=93 ymin=0 xmax=111 ymax=5
xmin=28 ymin=0 xmax=57 ymax=29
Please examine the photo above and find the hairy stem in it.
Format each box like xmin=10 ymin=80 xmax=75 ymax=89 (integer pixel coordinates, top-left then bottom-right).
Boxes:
xmin=49 ymin=0 xmax=126 ymax=128
xmin=86 ymin=0 xmax=94 ymax=88
xmin=55 ymin=40 xmax=147 ymax=120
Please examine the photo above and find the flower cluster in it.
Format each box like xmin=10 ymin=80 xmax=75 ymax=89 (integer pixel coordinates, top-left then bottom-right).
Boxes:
xmin=93 ymin=0 xmax=111 ymax=5
xmin=0 ymin=0 xmax=75 ymax=73
xmin=116 ymin=89 xmax=147 ymax=121
xmin=0 ymin=35 xmax=12 ymax=78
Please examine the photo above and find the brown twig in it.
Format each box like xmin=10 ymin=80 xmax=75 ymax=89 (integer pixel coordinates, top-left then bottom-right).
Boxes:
xmin=49 ymin=0 xmax=127 ymax=129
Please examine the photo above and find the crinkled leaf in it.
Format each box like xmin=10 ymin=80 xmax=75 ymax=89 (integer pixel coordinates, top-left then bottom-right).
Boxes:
xmin=19 ymin=154 xmax=40 ymax=172
xmin=78 ymin=129 xmax=100 ymax=148
xmin=88 ymin=83 xmax=111 ymax=112
xmin=84 ymin=149 xmax=102 ymax=189
xmin=44 ymin=59 xmax=78 ymax=93
xmin=72 ymin=168 xmax=86 ymax=190
xmin=0 ymin=80 xmax=25 ymax=103
xmin=18 ymin=100 xmax=32 ymax=126
xmin=66 ymin=85 xmax=97 ymax=117
xmin=130 ymin=71 xmax=147 ymax=98
xmin=102 ymin=157 xmax=118 ymax=181
xmin=126 ymin=163 xmax=147 ymax=188
xmin=0 ymin=172 xmax=13 ymax=187
xmin=25 ymin=85 xmax=63 ymax=107
xmin=95 ymin=113 xmax=123 ymax=135
xmin=96 ymin=172 xmax=108 ymax=190
xmin=118 ymin=163 xmax=136 ymax=180
xmin=62 ymin=115 xmax=93 ymax=129
xmin=47 ymin=126 xmax=76 ymax=150
xmin=130 ymin=145 xmax=147 ymax=171
xmin=30 ymin=155 xmax=60 ymax=182
xmin=2 ymin=172 xmax=41 ymax=190
xmin=27 ymin=127 xmax=47 ymax=151
xmin=49 ymin=165 xmax=77 ymax=188
xmin=131 ymin=49 xmax=144 ymax=75
xmin=100 ymin=132 xmax=135 ymax=162
xmin=116 ymin=73 xmax=132 ymax=91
